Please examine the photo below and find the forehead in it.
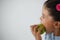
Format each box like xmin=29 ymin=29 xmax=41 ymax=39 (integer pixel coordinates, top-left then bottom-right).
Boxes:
xmin=42 ymin=6 xmax=49 ymax=16
xmin=42 ymin=6 xmax=54 ymax=20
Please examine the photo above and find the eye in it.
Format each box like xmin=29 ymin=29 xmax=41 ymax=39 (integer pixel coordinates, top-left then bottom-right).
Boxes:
xmin=42 ymin=15 xmax=45 ymax=18
xmin=42 ymin=13 xmax=45 ymax=18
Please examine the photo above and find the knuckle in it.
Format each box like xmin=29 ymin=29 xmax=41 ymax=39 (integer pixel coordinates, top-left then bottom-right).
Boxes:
xmin=30 ymin=25 xmax=33 ymax=28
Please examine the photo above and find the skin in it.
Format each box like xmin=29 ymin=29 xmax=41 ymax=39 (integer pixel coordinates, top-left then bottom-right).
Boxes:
xmin=30 ymin=5 xmax=60 ymax=40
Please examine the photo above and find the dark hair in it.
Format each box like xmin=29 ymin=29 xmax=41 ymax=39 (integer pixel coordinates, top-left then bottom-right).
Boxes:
xmin=44 ymin=0 xmax=60 ymax=21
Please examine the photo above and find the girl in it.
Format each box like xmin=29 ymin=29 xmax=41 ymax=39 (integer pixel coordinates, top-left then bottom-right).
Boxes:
xmin=30 ymin=0 xmax=60 ymax=40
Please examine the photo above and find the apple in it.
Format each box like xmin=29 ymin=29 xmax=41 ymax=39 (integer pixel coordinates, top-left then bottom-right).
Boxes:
xmin=37 ymin=24 xmax=46 ymax=34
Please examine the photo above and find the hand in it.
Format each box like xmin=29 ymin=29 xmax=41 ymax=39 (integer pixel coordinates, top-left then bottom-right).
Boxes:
xmin=30 ymin=25 xmax=42 ymax=40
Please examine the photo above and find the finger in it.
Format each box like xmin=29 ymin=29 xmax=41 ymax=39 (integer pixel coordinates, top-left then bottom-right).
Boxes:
xmin=30 ymin=25 xmax=37 ymax=32
xmin=30 ymin=25 xmax=37 ymax=30
xmin=37 ymin=28 xmax=41 ymax=34
xmin=30 ymin=25 xmax=34 ymax=31
xmin=34 ymin=25 xmax=38 ymax=33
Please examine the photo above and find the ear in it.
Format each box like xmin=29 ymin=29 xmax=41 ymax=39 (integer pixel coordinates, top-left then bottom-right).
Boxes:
xmin=53 ymin=21 xmax=59 ymax=29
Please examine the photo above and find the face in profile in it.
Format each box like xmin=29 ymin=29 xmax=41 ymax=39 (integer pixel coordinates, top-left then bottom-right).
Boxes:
xmin=40 ymin=5 xmax=55 ymax=33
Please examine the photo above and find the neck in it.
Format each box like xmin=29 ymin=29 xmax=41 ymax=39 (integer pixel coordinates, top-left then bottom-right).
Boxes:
xmin=46 ymin=27 xmax=54 ymax=34
xmin=53 ymin=28 xmax=60 ymax=36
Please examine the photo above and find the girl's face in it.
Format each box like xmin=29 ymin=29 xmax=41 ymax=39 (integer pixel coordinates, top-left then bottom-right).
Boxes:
xmin=40 ymin=6 xmax=55 ymax=33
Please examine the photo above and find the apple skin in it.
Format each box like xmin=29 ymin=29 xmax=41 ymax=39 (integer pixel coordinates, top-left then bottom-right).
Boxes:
xmin=37 ymin=24 xmax=46 ymax=34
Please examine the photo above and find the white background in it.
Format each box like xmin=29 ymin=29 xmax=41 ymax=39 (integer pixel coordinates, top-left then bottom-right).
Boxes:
xmin=0 ymin=0 xmax=46 ymax=40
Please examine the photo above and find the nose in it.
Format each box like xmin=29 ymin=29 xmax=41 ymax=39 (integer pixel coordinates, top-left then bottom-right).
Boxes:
xmin=40 ymin=16 xmax=42 ymax=21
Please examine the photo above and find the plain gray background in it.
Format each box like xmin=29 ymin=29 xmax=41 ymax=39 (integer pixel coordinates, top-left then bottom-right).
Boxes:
xmin=0 ymin=0 xmax=46 ymax=40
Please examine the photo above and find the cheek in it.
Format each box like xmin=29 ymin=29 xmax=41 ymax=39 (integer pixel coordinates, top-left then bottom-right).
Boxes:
xmin=41 ymin=18 xmax=53 ymax=27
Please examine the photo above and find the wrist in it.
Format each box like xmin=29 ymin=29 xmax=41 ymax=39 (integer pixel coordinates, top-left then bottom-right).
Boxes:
xmin=35 ymin=36 xmax=41 ymax=40
xmin=35 ymin=38 xmax=41 ymax=40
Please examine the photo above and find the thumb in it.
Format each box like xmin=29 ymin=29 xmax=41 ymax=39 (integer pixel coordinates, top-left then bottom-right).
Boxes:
xmin=37 ymin=28 xmax=41 ymax=35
